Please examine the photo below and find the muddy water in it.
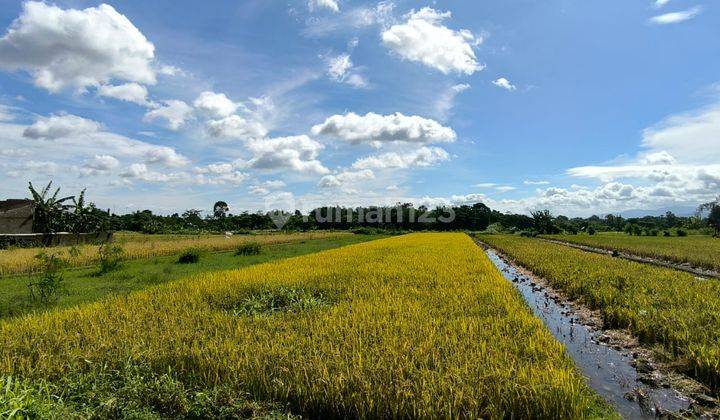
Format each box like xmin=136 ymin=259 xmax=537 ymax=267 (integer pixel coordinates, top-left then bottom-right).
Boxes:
xmin=485 ymin=249 xmax=691 ymax=419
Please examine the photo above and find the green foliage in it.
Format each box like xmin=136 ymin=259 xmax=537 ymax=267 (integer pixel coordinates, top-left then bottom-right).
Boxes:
xmin=98 ymin=243 xmax=124 ymax=273
xmin=225 ymin=287 xmax=332 ymax=316
xmin=235 ymin=243 xmax=261 ymax=256
xmin=531 ymin=210 xmax=559 ymax=234
xmin=28 ymin=181 xmax=74 ymax=233
xmin=676 ymin=229 xmax=688 ymax=237
xmin=0 ymin=363 xmax=293 ymax=419
xmin=177 ymin=248 xmax=201 ymax=264
xmin=27 ymin=252 xmax=67 ymax=304
xmin=587 ymin=226 xmax=596 ymax=235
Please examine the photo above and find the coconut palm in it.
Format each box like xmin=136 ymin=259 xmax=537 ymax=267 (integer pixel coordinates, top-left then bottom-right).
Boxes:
xmin=28 ymin=181 xmax=74 ymax=233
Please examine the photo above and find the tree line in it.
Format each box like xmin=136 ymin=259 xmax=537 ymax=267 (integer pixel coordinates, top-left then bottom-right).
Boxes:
xmin=23 ymin=182 xmax=720 ymax=236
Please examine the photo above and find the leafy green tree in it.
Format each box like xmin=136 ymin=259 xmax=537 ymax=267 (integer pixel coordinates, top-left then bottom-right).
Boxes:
xmin=699 ymin=197 xmax=720 ymax=237
xmin=531 ymin=210 xmax=558 ymax=234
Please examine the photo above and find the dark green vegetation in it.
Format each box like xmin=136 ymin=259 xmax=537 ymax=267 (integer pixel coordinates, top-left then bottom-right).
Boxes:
xmin=177 ymin=248 xmax=202 ymax=264
xmin=0 ymin=361 xmax=295 ymax=419
xmin=235 ymin=243 xmax=261 ymax=256
xmin=0 ymin=235 xmax=385 ymax=320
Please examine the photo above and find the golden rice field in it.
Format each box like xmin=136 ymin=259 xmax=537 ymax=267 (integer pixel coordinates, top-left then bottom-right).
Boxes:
xmin=478 ymin=234 xmax=720 ymax=389
xmin=0 ymin=233 xmax=612 ymax=418
xmin=0 ymin=231 xmax=348 ymax=276
xmin=541 ymin=233 xmax=720 ymax=271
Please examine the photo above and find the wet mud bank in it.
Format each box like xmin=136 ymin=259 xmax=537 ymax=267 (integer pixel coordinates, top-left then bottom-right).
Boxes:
xmin=481 ymin=246 xmax=718 ymax=418
xmin=538 ymin=238 xmax=720 ymax=280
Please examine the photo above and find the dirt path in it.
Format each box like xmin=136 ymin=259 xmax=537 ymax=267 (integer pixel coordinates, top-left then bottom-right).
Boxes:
xmin=538 ymin=237 xmax=720 ymax=280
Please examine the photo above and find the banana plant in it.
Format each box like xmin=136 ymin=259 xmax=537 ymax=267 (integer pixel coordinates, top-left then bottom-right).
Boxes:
xmin=28 ymin=181 xmax=75 ymax=233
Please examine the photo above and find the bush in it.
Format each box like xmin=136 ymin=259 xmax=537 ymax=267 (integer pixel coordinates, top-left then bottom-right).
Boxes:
xmin=177 ymin=249 xmax=201 ymax=264
xmin=676 ymin=229 xmax=688 ymax=237
xmin=28 ymin=252 xmax=68 ymax=304
xmin=587 ymin=226 xmax=596 ymax=235
xmin=352 ymin=227 xmax=379 ymax=235
xmin=519 ymin=230 xmax=538 ymax=237
xmin=235 ymin=243 xmax=261 ymax=256
xmin=649 ymin=229 xmax=659 ymax=237
xmin=663 ymin=230 xmax=671 ymax=237
xmin=98 ymin=243 xmax=124 ymax=273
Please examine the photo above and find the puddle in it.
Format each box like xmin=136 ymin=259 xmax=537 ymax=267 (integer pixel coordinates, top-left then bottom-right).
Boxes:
xmin=485 ymin=249 xmax=692 ymax=419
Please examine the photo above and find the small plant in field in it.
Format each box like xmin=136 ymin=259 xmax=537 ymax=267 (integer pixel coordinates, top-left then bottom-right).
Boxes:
xmin=235 ymin=243 xmax=261 ymax=256
xmin=27 ymin=252 xmax=67 ymax=304
xmin=98 ymin=243 xmax=124 ymax=273
xmin=177 ymin=248 xmax=201 ymax=264
xmin=226 ymin=288 xmax=332 ymax=316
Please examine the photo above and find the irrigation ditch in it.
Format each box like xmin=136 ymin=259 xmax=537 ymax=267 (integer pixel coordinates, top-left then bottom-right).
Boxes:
xmin=475 ymin=240 xmax=718 ymax=418
xmin=537 ymin=237 xmax=720 ymax=280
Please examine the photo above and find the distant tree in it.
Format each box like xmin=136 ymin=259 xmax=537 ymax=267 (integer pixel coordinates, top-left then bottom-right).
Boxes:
xmin=698 ymin=197 xmax=720 ymax=237
xmin=28 ymin=181 xmax=74 ymax=233
xmin=531 ymin=210 xmax=558 ymax=234
xmin=213 ymin=201 xmax=229 ymax=218
xmin=182 ymin=209 xmax=204 ymax=229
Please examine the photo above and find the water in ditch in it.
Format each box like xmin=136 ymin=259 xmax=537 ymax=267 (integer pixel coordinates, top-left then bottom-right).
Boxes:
xmin=485 ymin=249 xmax=691 ymax=419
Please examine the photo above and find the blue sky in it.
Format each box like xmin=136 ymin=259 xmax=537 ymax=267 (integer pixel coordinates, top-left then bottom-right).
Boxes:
xmin=0 ymin=0 xmax=718 ymax=216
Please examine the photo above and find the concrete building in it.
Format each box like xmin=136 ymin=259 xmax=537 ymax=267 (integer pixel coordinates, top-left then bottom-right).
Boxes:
xmin=0 ymin=199 xmax=34 ymax=234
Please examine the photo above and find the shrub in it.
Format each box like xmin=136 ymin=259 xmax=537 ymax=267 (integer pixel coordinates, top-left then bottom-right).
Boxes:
xmin=676 ymin=229 xmax=688 ymax=237
xmin=587 ymin=226 xmax=596 ymax=235
xmin=352 ymin=227 xmax=379 ymax=235
xmin=98 ymin=243 xmax=124 ymax=273
xmin=663 ymin=230 xmax=671 ymax=237
xmin=235 ymin=243 xmax=261 ymax=256
xmin=519 ymin=230 xmax=538 ymax=237
xmin=177 ymin=249 xmax=201 ymax=264
xmin=28 ymin=252 xmax=67 ymax=304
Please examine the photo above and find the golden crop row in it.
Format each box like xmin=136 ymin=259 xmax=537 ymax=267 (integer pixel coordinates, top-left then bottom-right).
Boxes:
xmin=0 ymin=233 xmax=610 ymax=418
xmin=0 ymin=231 xmax=348 ymax=276
xmin=479 ymin=234 xmax=720 ymax=389
xmin=541 ymin=233 xmax=720 ymax=271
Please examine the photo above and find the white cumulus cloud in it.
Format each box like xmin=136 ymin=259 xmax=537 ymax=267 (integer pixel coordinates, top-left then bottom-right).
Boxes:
xmin=492 ymin=77 xmax=516 ymax=91
xmin=193 ymin=91 xmax=239 ymax=118
xmin=381 ymin=7 xmax=482 ymax=75
xmin=352 ymin=146 xmax=450 ymax=169
xmin=206 ymin=115 xmax=268 ymax=141
xmin=144 ymin=100 xmax=193 ymax=130
xmin=23 ymin=114 xmax=101 ymax=139
xmin=0 ymin=2 xmax=156 ymax=92
xmin=97 ymin=83 xmax=150 ymax=105
xmin=312 ymin=112 xmax=456 ymax=145
xmin=319 ymin=169 xmax=374 ymax=188
xmin=308 ymin=0 xmax=340 ymax=13
xmin=237 ymin=135 xmax=329 ymax=175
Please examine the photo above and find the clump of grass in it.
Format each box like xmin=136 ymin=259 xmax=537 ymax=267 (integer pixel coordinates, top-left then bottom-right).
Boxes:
xmin=235 ymin=243 xmax=261 ymax=256
xmin=27 ymin=252 xmax=67 ymax=304
xmin=177 ymin=248 xmax=201 ymax=264
xmin=98 ymin=243 xmax=124 ymax=274
xmin=223 ymin=287 xmax=332 ymax=316
xmin=0 ymin=362 xmax=294 ymax=418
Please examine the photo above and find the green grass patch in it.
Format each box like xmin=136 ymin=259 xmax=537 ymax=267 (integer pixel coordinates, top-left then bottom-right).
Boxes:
xmin=0 ymin=235 xmax=386 ymax=320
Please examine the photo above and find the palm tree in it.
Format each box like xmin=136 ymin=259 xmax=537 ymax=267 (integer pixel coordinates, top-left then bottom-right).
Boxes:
xmin=28 ymin=181 xmax=74 ymax=233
